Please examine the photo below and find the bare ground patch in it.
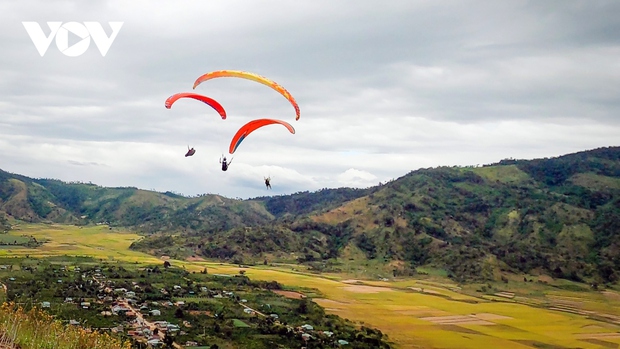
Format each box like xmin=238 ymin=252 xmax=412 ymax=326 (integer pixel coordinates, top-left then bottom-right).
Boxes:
xmin=342 ymin=285 xmax=394 ymax=293
xmin=474 ymin=313 xmax=513 ymax=321
xmin=494 ymin=292 xmax=515 ymax=299
xmin=537 ymin=275 xmax=554 ymax=283
xmin=272 ymin=290 xmax=306 ymax=299
xmin=341 ymin=279 xmax=364 ymax=284
xmin=388 ymin=260 xmax=407 ymax=268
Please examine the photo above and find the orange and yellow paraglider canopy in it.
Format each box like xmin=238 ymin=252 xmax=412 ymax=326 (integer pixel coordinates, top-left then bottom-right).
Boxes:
xmin=193 ymin=70 xmax=300 ymax=121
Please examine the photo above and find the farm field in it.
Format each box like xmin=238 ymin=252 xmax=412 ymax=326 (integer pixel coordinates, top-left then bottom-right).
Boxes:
xmin=1 ymin=224 xmax=161 ymax=263
xmin=2 ymin=224 xmax=620 ymax=349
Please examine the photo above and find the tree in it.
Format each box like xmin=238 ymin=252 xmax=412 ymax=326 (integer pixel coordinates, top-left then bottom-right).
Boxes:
xmin=296 ymin=299 xmax=309 ymax=315
xmin=174 ymin=307 xmax=184 ymax=318
xmin=163 ymin=261 xmax=171 ymax=268
xmin=163 ymin=332 xmax=174 ymax=348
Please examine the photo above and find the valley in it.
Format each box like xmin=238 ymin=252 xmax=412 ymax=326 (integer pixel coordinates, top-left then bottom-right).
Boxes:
xmin=2 ymin=224 xmax=620 ymax=349
xmin=1 ymin=147 xmax=620 ymax=348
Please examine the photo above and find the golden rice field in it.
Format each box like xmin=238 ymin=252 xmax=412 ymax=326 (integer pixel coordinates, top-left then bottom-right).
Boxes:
xmin=1 ymin=224 xmax=161 ymax=263
xmin=3 ymin=224 xmax=620 ymax=349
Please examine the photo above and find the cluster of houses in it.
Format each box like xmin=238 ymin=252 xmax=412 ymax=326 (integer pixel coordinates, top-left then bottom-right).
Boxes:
xmin=124 ymin=318 xmax=183 ymax=348
xmin=33 ymin=267 xmax=190 ymax=347
xmin=106 ymin=295 xmax=186 ymax=346
xmin=271 ymin=322 xmax=351 ymax=346
xmin=19 ymin=265 xmax=355 ymax=348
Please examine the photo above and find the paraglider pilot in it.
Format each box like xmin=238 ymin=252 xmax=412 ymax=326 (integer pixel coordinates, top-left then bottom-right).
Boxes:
xmin=264 ymin=176 xmax=271 ymax=189
xmin=185 ymin=146 xmax=196 ymax=157
xmin=220 ymin=155 xmax=232 ymax=171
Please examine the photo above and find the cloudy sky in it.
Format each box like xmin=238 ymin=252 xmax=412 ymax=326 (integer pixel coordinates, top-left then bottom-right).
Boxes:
xmin=1 ymin=1 xmax=619 ymax=199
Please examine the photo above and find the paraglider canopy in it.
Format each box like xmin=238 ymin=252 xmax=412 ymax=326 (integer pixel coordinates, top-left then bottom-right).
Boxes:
xmin=193 ymin=70 xmax=300 ymax=121
xmin=229 ymin=118 xmax=295 ymax=155
xmin=165 ymin=92 xmax=227 ymax=119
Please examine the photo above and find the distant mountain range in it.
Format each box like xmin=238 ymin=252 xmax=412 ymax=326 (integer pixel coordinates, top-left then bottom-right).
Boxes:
xmin=2 ymin=146 xmax=619 ymax=284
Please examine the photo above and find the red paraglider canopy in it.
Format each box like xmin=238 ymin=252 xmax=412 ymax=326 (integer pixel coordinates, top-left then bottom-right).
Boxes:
xmin=229 ymin=118 xmax=295 ymax=154
xmin=165 ymin=92 xmax=227 ymax=119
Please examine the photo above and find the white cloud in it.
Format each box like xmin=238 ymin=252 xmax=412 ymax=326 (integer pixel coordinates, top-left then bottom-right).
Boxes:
xmin=337 ymin=169 xmax=378 ymax=188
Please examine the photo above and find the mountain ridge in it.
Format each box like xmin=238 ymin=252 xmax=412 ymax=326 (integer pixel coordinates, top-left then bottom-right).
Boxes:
xmin=1 ymin=146 xmax=619 ymax=284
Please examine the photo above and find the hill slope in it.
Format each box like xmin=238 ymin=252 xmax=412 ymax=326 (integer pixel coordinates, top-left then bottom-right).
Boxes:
xmin=2 ymin=146 xmax=620 ymax=283
xmin=134 ymin=146 xmax=620 ymax=283
xmin=0 ymin=170 xmax=275 ymax=233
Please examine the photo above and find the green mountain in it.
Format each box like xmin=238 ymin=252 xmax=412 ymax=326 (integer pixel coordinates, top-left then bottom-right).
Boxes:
xmin=2 ymin=146 xmax=619 ymax=284
xmin=0 ymin=169 xmax=274 ymax=233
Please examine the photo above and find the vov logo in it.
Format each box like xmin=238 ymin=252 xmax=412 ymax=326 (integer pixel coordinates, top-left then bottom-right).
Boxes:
xmin=22 ymin=22 xmax=124 ymax=57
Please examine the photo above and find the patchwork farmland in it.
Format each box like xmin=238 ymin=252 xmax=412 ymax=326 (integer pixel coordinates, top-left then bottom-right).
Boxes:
xmin=2 ymin=224 xmax=620 ymax=349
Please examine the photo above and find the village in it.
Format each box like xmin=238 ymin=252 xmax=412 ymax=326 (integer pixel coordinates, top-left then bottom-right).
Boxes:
xmin=1 ymin=258 xmax=387 ymax=348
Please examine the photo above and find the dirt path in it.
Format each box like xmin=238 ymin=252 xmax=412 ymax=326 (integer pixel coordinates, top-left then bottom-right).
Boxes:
xmin=239 ymin=302 xmax=267 ymax=317
xmin=118 ymin=299 xmax=182 ymax=348
xmin=93 ymin=276 xmax=183 ymax=348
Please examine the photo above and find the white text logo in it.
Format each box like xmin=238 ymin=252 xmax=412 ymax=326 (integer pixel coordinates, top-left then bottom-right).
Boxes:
xmin=22 ymin=22 xmax=124 ymax=57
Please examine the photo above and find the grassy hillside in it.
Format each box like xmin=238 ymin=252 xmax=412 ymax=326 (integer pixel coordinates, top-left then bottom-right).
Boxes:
xmin=0 ymin=302 xmax=131 ymax=349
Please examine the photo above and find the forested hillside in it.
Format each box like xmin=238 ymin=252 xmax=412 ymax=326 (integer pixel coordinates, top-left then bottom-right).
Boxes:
xmin=2 ymin=146 xmax=619 ymax=284
xmin=133 ymin=147 xmax=620 ymax=284
xmin=0 ymin=169 xmax=275 ymax=233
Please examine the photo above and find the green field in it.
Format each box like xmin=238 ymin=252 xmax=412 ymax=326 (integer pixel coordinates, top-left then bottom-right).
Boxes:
xmin=2 ymin=224 xmax=620 ymax=349
xmin=0 ymin=234 xmax=30 ymax=245
xmin=232 ymin=319 xmax=251 ymax=328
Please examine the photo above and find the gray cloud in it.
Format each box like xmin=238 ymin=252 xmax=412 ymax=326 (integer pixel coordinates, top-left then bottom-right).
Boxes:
xmin=1 ymin=0 xmax=619 ymax=199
